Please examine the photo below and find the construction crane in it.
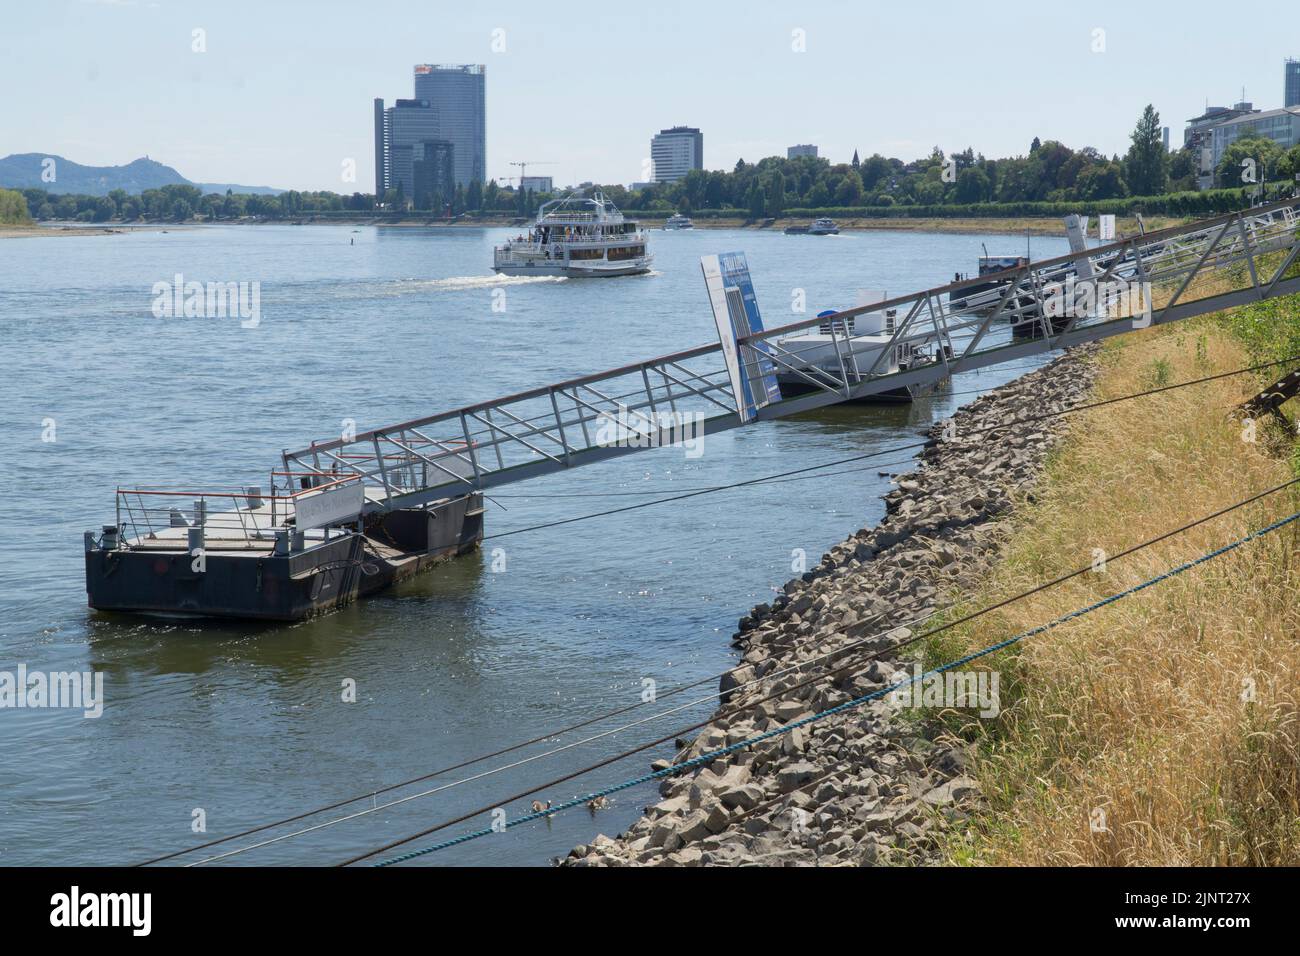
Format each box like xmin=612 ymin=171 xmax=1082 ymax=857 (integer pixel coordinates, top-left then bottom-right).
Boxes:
xmin=509 ymin=161 xmax=556 ymax=184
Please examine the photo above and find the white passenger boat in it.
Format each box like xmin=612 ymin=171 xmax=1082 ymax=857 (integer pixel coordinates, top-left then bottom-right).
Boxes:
xmin=664 ymin=213 xmax=694 ymax=230
xmin=785 ymin=217 xmax=840 ymax=236
xmin=493 ymin=192 xmax=653 ymax=277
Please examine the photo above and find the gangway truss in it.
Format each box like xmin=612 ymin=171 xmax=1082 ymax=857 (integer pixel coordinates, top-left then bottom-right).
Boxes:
xmin=278 ymin=198 xmax=1300 ymax=514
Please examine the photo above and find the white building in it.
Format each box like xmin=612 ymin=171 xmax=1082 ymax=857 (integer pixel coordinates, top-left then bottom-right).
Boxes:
xmin=650 ymin=126 xmax=703 ymax=183
xmin=1209 ymin=106 xmax=1300 ymax=177
xmin=519 ymin=175 xmax=553 ymax=193
xmin=787 ymin=144 xmax=818 ymax=159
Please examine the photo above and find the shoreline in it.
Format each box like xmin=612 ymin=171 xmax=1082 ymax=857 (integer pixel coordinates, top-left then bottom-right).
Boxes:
xmin=0 ymin=223 xmax=193 ymax=239
xmin=564 ymin=345 xmax=1101 ymax=867
xmin=2 ymin=215 xmax=1186 ymax=240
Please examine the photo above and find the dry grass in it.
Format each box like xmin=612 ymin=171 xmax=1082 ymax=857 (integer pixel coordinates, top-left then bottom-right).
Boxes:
xmin=932 ymin=321 xmax=1300 ymax=866
xmin=693 ymin=216 xmax=1187 ymax=237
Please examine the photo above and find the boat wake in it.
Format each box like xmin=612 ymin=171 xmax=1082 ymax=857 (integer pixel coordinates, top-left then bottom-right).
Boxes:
xmin=387 ymin=274 xmax=569 ymax=293
xmin=319 ymin=274 xmax=570 ymax=299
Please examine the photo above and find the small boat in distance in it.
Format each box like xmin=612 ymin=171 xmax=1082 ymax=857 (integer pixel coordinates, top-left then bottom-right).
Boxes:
xmin=664 ymin=213 xmax=694 ymax=230
xmin=493 ymin=192 xmax=652 ymax=278
xmin=784 ymin=217 xmax=840 ymax=236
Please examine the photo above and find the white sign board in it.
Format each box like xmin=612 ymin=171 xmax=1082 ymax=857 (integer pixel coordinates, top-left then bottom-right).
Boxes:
xmin=294 ymin=480 xmax=365 ymax=530
xmin=698 ymin=252 xmax=781 ymax=422
xmin=701 ymin=254 xmax=747 ymax=420
xmin=1099 ymin=214 xmax=1117 ymax=242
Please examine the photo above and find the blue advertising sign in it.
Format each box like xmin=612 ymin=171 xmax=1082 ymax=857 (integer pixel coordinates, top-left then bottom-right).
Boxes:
xmin=700 ymin=252 xmax=783 ymax=422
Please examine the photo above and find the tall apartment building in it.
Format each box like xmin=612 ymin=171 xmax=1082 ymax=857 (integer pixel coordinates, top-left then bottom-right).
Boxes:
xmin=1287 ymin=58 xmax=1300 ymax=109
xmin=787 ymin=144 xmax=818 ymax=159
xmin=413 ymin=64 xmax=486 ymax=187
xmin=650 ymin=126 xmax=703 ymax=183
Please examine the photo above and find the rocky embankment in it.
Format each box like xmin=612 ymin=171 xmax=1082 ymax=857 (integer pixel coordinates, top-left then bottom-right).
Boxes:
xmin=564 ymin=345 xmax=1101 ymax=867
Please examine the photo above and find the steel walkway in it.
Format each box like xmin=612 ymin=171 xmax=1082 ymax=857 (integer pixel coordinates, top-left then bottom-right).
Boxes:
xmin=281 ymin=198 xmax=1300 ymax=513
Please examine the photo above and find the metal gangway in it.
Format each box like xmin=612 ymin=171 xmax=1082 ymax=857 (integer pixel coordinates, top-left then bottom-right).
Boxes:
xmin=282 ymin=198 xmax=1300 ymax=515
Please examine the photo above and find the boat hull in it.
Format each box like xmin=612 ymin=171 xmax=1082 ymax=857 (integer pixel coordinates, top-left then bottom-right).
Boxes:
xmin=493 ymin=260 xmax=652 ymax=278
xmin=85 ymin=495 xmax=484 ymax=622
xmin=775 ymin=375 xmax=921 ymax=404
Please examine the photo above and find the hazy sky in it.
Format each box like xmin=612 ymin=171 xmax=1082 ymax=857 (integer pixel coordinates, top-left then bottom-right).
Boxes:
xmin=2 ymin=0 xmax=1296 ymax=192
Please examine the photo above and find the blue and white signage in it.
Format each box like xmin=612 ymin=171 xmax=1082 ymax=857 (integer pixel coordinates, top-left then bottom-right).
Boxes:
xmin=700 ymin=252 xmax=782 ymax=423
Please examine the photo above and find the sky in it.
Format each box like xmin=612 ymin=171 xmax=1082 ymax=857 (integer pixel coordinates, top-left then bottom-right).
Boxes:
xmin=2 ymin=0 xmax=1297 ymax=192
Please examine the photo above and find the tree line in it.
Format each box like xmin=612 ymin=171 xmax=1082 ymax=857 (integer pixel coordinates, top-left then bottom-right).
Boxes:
xmin=13 ymin=105 xmax=1300 ymax=224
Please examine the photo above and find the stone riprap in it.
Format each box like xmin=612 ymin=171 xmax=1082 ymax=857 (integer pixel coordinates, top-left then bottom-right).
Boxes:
xmin=565 ymin=346 xmax=1100 ymax=867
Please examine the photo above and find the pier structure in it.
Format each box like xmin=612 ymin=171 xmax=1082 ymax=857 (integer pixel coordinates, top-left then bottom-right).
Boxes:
xmin=86 ymin=199 xmax=1300 ymax=619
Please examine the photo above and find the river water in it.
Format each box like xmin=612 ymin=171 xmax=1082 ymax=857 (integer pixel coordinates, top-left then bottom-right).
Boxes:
xmin=0 ymin=222 xmax=1068 ymax=866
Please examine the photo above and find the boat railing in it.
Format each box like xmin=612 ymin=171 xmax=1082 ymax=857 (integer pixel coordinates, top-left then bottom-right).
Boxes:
xmin=105 ymin=473 xmax=367 ymax=549
xmin=502 ymin=230 xmax=647 ymax=249
xmin=538 ymin=211 xmax=601 ymax=223
xmin=551 ymin=231 xmax=645 ymax=244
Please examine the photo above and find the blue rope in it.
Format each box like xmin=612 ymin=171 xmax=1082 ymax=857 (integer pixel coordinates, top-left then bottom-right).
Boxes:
xmin=370 ymin=507 xmax=1300 ymax=866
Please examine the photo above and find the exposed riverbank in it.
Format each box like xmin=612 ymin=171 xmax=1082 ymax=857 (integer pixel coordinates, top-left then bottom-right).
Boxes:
xmin=0 ymin=223 xmax=191 ymax=239
xmin=1 ymin=214 xmax=1187 ymax=240
xmin=565 ymin=344 xmax=1102 ymax=867
xmin=565 ymin=299 xmax=1300 ymax=868
xmin=929 ymin=317 xmax=1300 ymax=866
xmin=683 ymin=215 xmax=1186 ymax=236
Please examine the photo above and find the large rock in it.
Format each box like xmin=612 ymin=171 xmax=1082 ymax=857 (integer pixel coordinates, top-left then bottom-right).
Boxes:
xmin=777 ymin=761 xmax=818 ymax=793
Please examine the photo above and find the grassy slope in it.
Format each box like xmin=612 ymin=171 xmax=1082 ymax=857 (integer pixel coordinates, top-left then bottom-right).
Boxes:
xmin=923 ymin=305 xmax=1300 ymax=865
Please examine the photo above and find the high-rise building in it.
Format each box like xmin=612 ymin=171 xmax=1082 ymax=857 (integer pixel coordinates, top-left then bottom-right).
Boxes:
xmin=382 ymin=98 xmax=444 ymax=206
xmin=651 ymin=126 xmax=703 ymax=183
xmin=1286 ymin=58 xmax=1300 ymax=109
xmin=377 ymin=98 xmax=455 ymax=209
xmin=413 ymin=64 xmax=486 ymax=187
xmin=787 ymin=144 xmax=818 ymax=159
xmin=373 ymin=98 xmax=387 ymax=201
xmin=413 ymin=140 xmax=456 ymax=211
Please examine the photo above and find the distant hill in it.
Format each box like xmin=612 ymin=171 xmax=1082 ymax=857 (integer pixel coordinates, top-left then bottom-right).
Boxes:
xmin=0 ymin=153 xmax=283 ymax=196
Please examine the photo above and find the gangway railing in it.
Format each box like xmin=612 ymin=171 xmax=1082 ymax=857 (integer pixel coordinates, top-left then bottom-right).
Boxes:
xmin=281 ymin=198 xmax=1300 ymax=512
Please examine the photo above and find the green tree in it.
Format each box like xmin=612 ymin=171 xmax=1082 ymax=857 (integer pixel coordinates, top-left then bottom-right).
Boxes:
xmin=832 ymin=170 xmax=863 ymax=205
xmin=763 ymin=171 xmax=785 ymax=216
xmin=1075 ymin=161 xmax=1129 ymax=200
xmin=92 ymin=196 xmax=116 ymax=222
xmin=1124 ymin=104 xmax=1168 ymax=196
xmin=1278 ymin=144 xmax=1300 ymax=181
xmin=0 ymin=187 xmax=33 ymax=224
xmin=1216 ymin=136 xmax=1284 ymax=188
xmin=955 ymin=166 xmax=990 ymax=203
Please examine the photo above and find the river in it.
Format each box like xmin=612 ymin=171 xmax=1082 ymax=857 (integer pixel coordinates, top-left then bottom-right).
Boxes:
xmin=0 ymin=222 xmax=1069 ymax=865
